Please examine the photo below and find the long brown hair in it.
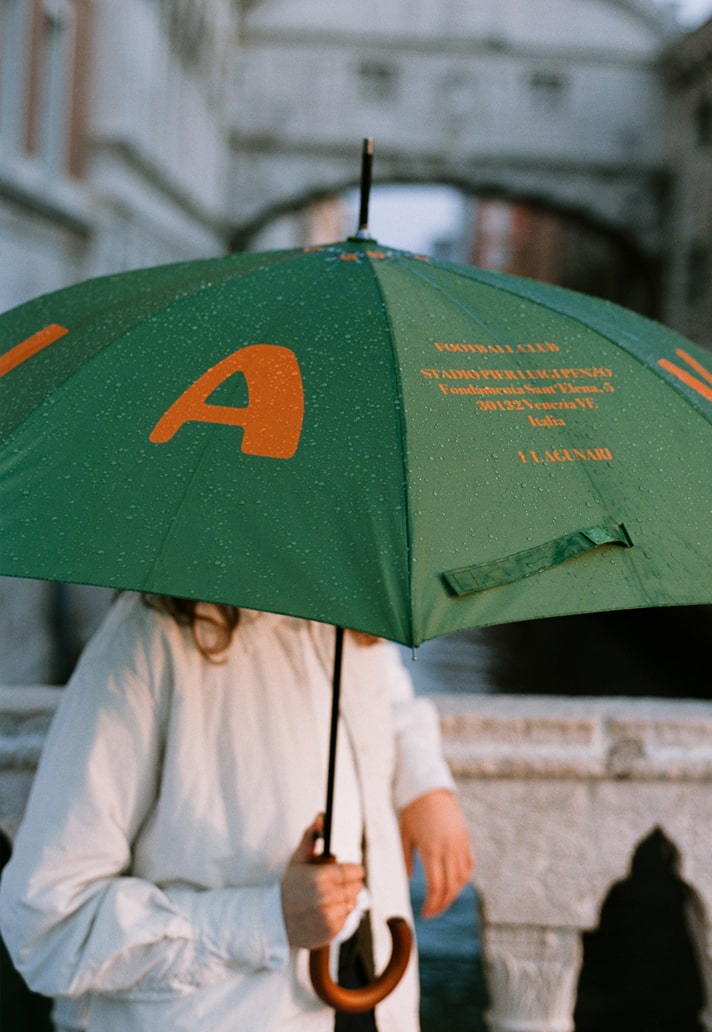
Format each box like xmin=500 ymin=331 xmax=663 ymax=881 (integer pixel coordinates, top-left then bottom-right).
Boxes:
xmin=142 ymin=595 xmax=381 ymax=662
xmin=142 ymin=595 xmax=239 ymax=662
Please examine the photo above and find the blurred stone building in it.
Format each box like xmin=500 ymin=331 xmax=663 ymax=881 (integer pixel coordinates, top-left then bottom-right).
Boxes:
xmin=1 ymin=0 xmax=710 ymax=684
xmin=233 ymin=0 xmax=676 ymax=265
xmin=0 ymin=0 xmax=239 ymax=314
xmin=664 ymin=12 xmax=712 ymax=348
xmin=1 ymin=0 xmax=243 ymax=682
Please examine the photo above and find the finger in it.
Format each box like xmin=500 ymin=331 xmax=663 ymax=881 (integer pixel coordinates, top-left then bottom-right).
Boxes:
xmin=442 ymin=851 xmax=465 ymax=912
xmin=460 ymin=840 xmax=476 ymax=883
xmin=432 ymin=842 xmax=474 ymax=917
xmin=315 ymin=865 xmax=364 ymax=912
xmin=312 ymin=859 xmax=363 ymax=892
xmin=338 ymin=862 xmax=366 ymax=889
xmin=450 ymin=838 xmax=475 ymax=898
xmin=291 ymin=814 xmax=324 ymax=863
xmin=420 ymin=852 xmax=446 ymax=918
xmin=308 ymin=890 xmax=358 ymax=944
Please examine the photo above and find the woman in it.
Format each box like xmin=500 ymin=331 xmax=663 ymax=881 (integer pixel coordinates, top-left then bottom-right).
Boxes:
xmin=0 ymin=593 xmax=473 ymax=1031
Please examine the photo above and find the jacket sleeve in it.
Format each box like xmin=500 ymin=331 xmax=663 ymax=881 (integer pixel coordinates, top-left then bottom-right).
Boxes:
xmin=382 ymin=644 xmax=456 ymax=811
xmin=0 ymin=605 xmax=288 ymax=1002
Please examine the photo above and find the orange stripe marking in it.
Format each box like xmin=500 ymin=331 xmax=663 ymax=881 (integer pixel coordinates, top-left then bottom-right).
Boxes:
xmin=0 ymin=324 xmax=68 ymax=378
xmin=659 ymin=358 xmax=712 ymax=402
xmin=675 ymin=348 xmax=712 ymax=386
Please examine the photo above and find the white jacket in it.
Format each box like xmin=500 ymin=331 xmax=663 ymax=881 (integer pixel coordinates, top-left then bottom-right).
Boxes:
xmin=0 ymin=594 xmax=454 ymax=1031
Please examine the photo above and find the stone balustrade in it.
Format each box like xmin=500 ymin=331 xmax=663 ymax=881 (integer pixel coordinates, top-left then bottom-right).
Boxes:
xmin=435 ymin=693 xmax=712 ymax=1032
xmin=2 ymin=686 xmax=711 ymax=1030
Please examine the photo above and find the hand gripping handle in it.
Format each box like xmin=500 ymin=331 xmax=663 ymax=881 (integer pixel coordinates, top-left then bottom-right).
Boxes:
xmin=309 ymin=916 xmax=413 ymax=1013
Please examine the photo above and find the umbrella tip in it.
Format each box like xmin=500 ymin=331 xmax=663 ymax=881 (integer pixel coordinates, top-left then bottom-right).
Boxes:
xmin=353 ymin=137 xmax=375 ymax=240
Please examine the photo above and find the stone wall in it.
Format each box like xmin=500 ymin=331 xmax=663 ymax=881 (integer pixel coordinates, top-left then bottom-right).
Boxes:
xmin=437 ymin=693 xmax=712 ymax=1031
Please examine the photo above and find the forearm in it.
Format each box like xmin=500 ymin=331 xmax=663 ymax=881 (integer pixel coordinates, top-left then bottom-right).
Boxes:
xmin=0 ymin=866 xmax=288 ymax=1000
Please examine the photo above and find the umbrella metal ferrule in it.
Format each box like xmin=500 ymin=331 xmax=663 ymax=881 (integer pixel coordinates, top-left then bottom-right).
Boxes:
xmin=354 ymin=137 xmax=374 ymax=239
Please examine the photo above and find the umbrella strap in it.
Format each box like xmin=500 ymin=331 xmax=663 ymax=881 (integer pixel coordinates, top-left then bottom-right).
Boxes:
xmin=323 ymin=625 xmax=345 ymax=859
xmin=443 ymin=522 xmax=633 ymax=596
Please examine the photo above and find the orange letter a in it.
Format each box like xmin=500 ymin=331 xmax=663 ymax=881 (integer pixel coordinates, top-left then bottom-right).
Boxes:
xmin=150 ymin=344 xmax=304 ymax=459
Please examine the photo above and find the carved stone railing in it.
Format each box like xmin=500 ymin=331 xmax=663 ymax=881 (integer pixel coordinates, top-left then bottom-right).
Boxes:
xmin=435 ymin=693 xmax=712 ymax=1032
xmin=2 ymin=687 xmax=711 ymax=1030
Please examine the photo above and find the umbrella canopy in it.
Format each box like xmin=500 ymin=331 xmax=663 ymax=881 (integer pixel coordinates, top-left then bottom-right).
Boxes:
xmin=2 ymin=239 xmax=712 ymax=645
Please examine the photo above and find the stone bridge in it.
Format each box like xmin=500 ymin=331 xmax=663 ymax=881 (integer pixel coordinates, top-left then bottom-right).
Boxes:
xmin=230 ymin=0 xmax=678 ymax=256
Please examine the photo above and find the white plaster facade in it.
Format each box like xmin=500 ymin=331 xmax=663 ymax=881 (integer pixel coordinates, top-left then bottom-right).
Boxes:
xmin=0 ymin=0 xmax=238 ymax=317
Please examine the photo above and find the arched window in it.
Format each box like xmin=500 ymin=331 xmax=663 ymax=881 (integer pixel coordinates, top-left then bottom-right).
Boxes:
xmin=0 ymin=0 xmax=91 ymax=177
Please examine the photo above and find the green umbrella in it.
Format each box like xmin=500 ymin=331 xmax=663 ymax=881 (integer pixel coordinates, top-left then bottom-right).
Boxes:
xmin=2 ymin=236 xmax=711 ymax=643
xmin=2 ymin=144 xmax=712 ymax=1010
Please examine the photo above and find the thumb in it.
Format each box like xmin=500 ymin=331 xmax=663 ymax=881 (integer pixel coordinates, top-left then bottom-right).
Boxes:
xmin=291 ymin=814 xmax=324 ymax=863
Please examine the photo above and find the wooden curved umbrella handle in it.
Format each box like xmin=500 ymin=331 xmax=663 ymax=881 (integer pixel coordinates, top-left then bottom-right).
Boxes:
xmin=309 ymin=916 xmax=413 ymax=1013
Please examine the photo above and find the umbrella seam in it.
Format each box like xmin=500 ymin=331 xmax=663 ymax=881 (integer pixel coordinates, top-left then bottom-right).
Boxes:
xmin=399 ymin=258 xmax=514 ymax=345
xmin=366 ymin=251 xmax=417 ymax=646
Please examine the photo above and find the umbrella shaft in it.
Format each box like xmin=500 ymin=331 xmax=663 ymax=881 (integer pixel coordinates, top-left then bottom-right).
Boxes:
xmin=357 ymin=138 xmax=374 ymax=236
xmin=323 ymin=625 xmax=345 ymax=858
